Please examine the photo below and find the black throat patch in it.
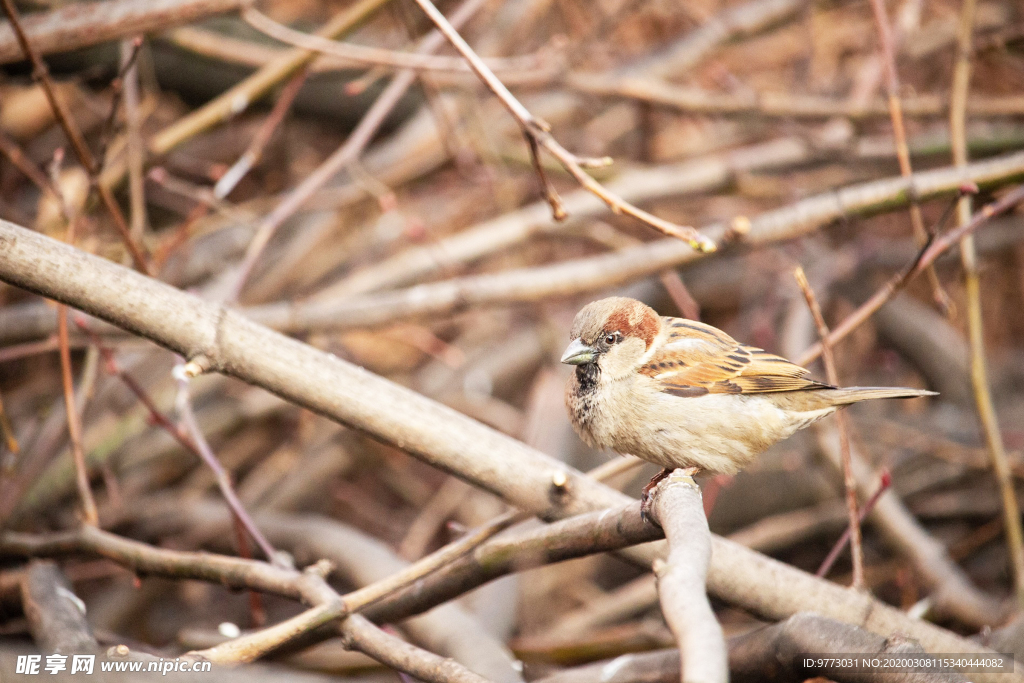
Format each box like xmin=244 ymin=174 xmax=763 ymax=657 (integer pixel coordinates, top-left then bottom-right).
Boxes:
xmin=575 ymin=362 xmax=600 ymax=394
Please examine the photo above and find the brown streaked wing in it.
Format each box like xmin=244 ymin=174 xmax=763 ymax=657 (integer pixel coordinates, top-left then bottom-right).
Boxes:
xmin=641 ymin=317 xmax=833 ymax=395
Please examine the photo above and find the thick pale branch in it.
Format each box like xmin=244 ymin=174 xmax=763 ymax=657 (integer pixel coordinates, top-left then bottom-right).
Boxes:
xmin=567 ymin=74 xmax=1024 ymax=120
xmin=649 ymin=471 xmax=727 ymax=683
xmin=315 ymin=148 xmax=1024 ymax=304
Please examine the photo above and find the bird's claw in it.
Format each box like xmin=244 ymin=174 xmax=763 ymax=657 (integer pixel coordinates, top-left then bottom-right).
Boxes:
xmin=640 ymin=467 xmax=672 ymax=527
xmin=640 ymin=490 xmax=658 ymax=527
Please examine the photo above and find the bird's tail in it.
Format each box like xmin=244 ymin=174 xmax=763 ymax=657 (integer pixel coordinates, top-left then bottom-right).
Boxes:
xmin=827 ymin=387 xmax=937 ymax=405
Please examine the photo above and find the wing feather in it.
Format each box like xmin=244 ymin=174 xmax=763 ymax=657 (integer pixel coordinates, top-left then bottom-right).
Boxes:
xmin=640 ymin=317 xmax=833 ymax=396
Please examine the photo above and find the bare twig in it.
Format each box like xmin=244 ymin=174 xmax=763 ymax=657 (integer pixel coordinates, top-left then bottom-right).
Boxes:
xmin=817 ymin=471 xmax=891 ymax=578
xmin=793 ymin=266 xmax=863 ymax=590
xmin=73 ymin=318 xmax=193 ymax=451
xmin=317 ymin=143 xmax=1024 ymax=302
xmin=173 ymin=367 xmax=281 ymax=566
xmin=56 ymin=305 xmax=98 ymax=526
xmin=148 ymin=0 xmax=391 ymax=158
xmin=408 ymin=0 xmax=714 ymax=251
xmin=189 ymin=501 xmax=528 ymax=665
xmin=133 ymin=496 xmax=660 ymax=638
xmin=813 ymin=425 xmax=1004 ymax=628
xmin=796 ymin=183 xmax=1024 ymax=366
xmin=566 ymin=74 xmax=1024 ymax=120
xmin=162 ymin=24 xmax=561 ymax=87
xmin=5 ymin=156 xmax=1024 ymax=346
xmin=245 ymin=165 xmax=1024 ymax=336
xmin=142 ymin=498 xmax=517 ymax=681
xmin=47 ymin=188 xmax=98 ymax=526
xmin=649 ymin=470 xmax=727 ymax=683
xmin=0 ymin=0 xmax=150 ymax=274
xmin=867 ymin=0 xmax=950 ymax=313
xmin=241 ymin=7 xmax=540 ymax=74
xmin=214 ymin=66 xmax=311 ymax=200
xmin=225 ymin=0 xmax=490 ymax=302
xmin=322 ymin=509 xmax=526 ymax=615
xmin=948 ymin=0 xmax=1024 ymax=608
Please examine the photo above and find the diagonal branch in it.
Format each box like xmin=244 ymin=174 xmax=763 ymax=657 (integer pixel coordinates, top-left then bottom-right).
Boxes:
xmin=796 ymin=183 xmax=1024 ymax=366
xmin=407 ymin=0 xmax=715 ymax=252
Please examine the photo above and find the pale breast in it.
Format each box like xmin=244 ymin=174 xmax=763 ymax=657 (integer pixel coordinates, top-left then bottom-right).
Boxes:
xmin=601 ymin=386 xmax=830 ymax=474
xmin=567 ymin=369 xmax=839 ymax=475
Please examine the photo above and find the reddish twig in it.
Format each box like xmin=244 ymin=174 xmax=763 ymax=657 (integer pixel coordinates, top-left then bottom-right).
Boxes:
xmin=73 ymin=317 xmax=195 ymax=453
xmin=230 ymin=514 xmax=267 ymax=628
xmin=57 ymin=304 xmax=98 ymax=527
xmin=72 ymin=317 xmax=280 ymax=566
xmin=214 ymin=66 xmax=310 ymax=199
xmin=817 ymin=470 xmax=892 ymax=578
xmin=796 ymin=183 xmax=1024 ymax=367
xmin=173 ymin=365 xmax=282 ymax=567
xmin=794 ymin=266 xmax=863 ymax=590
xmin=40 ymin=148 xmax=101 ymax=527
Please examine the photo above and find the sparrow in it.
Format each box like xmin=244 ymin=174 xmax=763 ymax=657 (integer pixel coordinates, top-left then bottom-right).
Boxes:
xmin=561 ymin=297 xmax=935 ymax=503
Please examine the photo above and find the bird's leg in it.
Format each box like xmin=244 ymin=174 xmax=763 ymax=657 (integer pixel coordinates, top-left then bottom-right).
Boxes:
xmin=640 ymin=467 xmax=700 ymax=525
xmin=640 ymin=468 xmax=671 ymax=524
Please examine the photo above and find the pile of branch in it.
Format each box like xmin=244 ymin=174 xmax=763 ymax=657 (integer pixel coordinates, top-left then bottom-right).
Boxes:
xmin=0 ymin=0 xmax=1023 ymax=681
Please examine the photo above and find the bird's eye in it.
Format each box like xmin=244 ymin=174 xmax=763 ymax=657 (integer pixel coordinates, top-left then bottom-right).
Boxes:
xmin=605 ymin=332 xmax=621 ymax=345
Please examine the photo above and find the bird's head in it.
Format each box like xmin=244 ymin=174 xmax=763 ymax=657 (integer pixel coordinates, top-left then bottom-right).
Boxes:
xmin=561 ymin=297 xmax=661 ymax=380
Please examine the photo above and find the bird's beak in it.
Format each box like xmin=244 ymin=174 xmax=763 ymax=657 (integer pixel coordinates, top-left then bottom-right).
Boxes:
xmin=561 ymin=339 xmax=597 ymax=365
